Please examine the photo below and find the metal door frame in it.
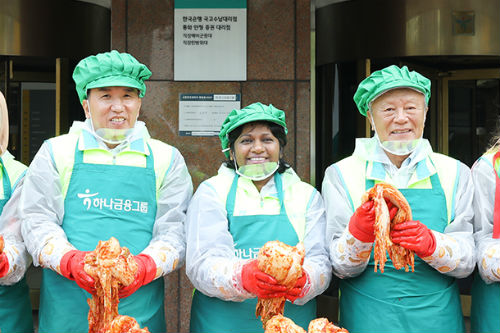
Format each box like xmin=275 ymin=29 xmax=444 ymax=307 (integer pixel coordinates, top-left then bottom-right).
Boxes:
xmin=440 ymin=68 xmax=500 ymax=154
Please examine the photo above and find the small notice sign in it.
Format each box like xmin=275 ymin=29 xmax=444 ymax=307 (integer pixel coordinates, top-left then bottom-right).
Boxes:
xmin=179 ymin=94 xmax=241 ymax=136
xmin=174 ymin=0 xmax=247 ymax=81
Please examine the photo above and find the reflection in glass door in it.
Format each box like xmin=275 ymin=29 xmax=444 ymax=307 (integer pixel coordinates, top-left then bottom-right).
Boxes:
xmin=443 ymin=70 xmax=500 ymax=167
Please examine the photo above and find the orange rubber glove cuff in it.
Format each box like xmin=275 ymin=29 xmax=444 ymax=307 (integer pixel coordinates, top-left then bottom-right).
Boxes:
xmin=390 ymin=221 xmax=437 ymax=258
xmin=0 ymin=253 xmax=9 ymax=278
xmin=285 ymin=270 xmax=309 ymax=303
xmin=349 ymin=200 xmax=399 ymax=243
xmin=349 ymin=201 xmax=376 ymax=242
xmin=118 ymin=254 xmax=157 ymax=298
xmin=60 ymin=250 xmax=96 ymax=294
xmin=137 ymin=254 xmax=157 ymax=285
xmin=413 ymin=226 xmax=436 ymax=257
xmin=60 ymin=250 xmax=79 ymax=280
xmin=241 ymin=260 xmax=287 ymax=298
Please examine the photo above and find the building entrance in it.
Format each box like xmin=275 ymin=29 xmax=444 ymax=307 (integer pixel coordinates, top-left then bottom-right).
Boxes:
xmin=315 ymin=1 xmax=500 ymax=329
xmin=398 ymin=65 xmax=500 ymax=167
xmin=314 ymin=59 xmax=499 ymax=329
xmin=441 ymin=69 xmax=500 ymax=166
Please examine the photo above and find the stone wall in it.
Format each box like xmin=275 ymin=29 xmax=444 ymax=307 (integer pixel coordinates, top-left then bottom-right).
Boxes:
xmin=111 ymin=1 xmax=311 ymax=331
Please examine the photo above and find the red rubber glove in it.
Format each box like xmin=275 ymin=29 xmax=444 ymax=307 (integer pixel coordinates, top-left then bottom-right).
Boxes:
xmin=0 ymin=253 xmax=9 ymax=278
xmin=285 ymin=270 xmax=308 ymax=303
xmin=119 ymin=254 xmax=157 ymax=298
xmin=60 ymin=250 xmax=96 ymax=294
xmin=390 ymin=220 xmax=436 ymax=257
xmin=349 ymin=200 xmax=398 ymax=242
xmin=241 ymin=260 xmax=287 ymax=298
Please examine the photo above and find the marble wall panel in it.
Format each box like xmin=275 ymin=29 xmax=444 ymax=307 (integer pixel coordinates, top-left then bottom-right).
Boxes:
xmin=296 ymin=0 xmax=311 ymax=81
xmin=164 ymin=267 xmax=193 ymax=333
xmin=127 ymin=0 xmax=174 ymax=80
xmin=164 ymin=269 xmax=180 ymax=332
xmin=111 ymin=0 xmax=126 ymax=51
xmin=247 ymin=0 xmax=295 ymax=80
xmin=111 ymin=2 xmax=312 ymax=332
xmin=179 ymin=268 xmax=193 ymax=333
xmin=140 ymin=81 xmax=241 ymax=188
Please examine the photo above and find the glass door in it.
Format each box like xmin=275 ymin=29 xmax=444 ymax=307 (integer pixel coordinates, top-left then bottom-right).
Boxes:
xmin=442 ymin=69 xmax=500 ymax=167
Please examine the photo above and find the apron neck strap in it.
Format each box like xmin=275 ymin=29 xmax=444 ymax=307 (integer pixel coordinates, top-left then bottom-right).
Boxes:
xmin=226 ymin=172 xmax=286 ymax=215
xmin=0 ymin=157 xmax=11 ymax=202
xmin=74 ymin=138 xmax=154 ymax=169
xmin=365 ymin=161 xmax=442 ymax=191
xmin=274 ymin=172 xmax=286 ymax=213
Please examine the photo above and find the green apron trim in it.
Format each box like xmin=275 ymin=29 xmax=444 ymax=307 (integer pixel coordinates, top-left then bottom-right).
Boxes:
xmin=471 ymin=270 xmax=500 ymax=333
xmin=38 ymin=140 xmax=165 ymax=333
xmin=336 ymin=154 xmax=458 ymax=224
xmin=339 ymin=172 xmax=464 ymax=333
xmin=0 ymin=276 xmax=33 ymax=333
xmin=190 ymin=173 xmax=316 ymax=333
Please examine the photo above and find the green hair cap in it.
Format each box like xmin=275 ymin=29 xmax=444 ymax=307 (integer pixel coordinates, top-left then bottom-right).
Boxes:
xmin=353 ymin=65 xmax=431 ymax=116
xmin=72 ymin=50 xmax=152 ymax=103
xmin=219 ymin=102 xmax=287 ymax=158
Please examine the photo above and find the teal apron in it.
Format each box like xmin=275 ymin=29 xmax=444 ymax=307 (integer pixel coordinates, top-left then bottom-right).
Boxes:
xmin=38 ymin=142 xmax=165 ymax=333
xmin=339 ymin=172 xmax=464 ymax=333
xmin=471 ymin=270 xmax=499 ymax=333
xmin=190 ymin=173 xmax=316 ymax=333
xmin=0 ymin=160 xmax=33 ymax=333
xmin=470 ymin=152 xmax=500 ymax=333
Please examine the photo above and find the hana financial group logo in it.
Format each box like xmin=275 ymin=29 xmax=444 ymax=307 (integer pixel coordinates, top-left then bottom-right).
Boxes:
xmin=77 ymin=189 xmax=98 ymax=210
xmin=233 ymin=242 xmax=260 ymax=259
xmin=77 ymin=189 xmax=149 ymax=213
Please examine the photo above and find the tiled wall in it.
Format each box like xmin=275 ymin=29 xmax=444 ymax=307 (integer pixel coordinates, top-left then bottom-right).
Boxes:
xmin=111 ymin=0 xmax=311 ymax=331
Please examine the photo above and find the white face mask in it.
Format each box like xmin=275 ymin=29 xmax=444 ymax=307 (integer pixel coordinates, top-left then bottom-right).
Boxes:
xmin=87 ymin=105 xmax=135 ymax=145
xmin=375 ymin=134 xmax=421 ymax=156
xmin=233 ymin=158 xmax=279 ymax=181
xmin=369 ymin=113 xmax=425 ymax=156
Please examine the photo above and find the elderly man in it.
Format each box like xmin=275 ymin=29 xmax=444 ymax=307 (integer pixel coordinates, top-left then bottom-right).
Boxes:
xmin=322 ymin=65 xmax=475 ymax=333
xmin=20 ymin=50 xmax=192 ymax=332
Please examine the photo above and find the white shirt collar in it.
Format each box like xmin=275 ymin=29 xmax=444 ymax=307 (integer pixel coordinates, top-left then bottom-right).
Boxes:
xmin=69 ymin=120 xmax=150 ymax=154
xmin=353 ymin=136 xmax=432 ymax=169
xmin=353 ymin=136 xmax=434 ymax=187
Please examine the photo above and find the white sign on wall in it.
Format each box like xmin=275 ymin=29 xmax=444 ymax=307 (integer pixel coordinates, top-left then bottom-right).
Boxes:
xmin=179 ymin=93 xmax=241 ymax=136
xmin=174 ymin=0 xmax=247 ymax=81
